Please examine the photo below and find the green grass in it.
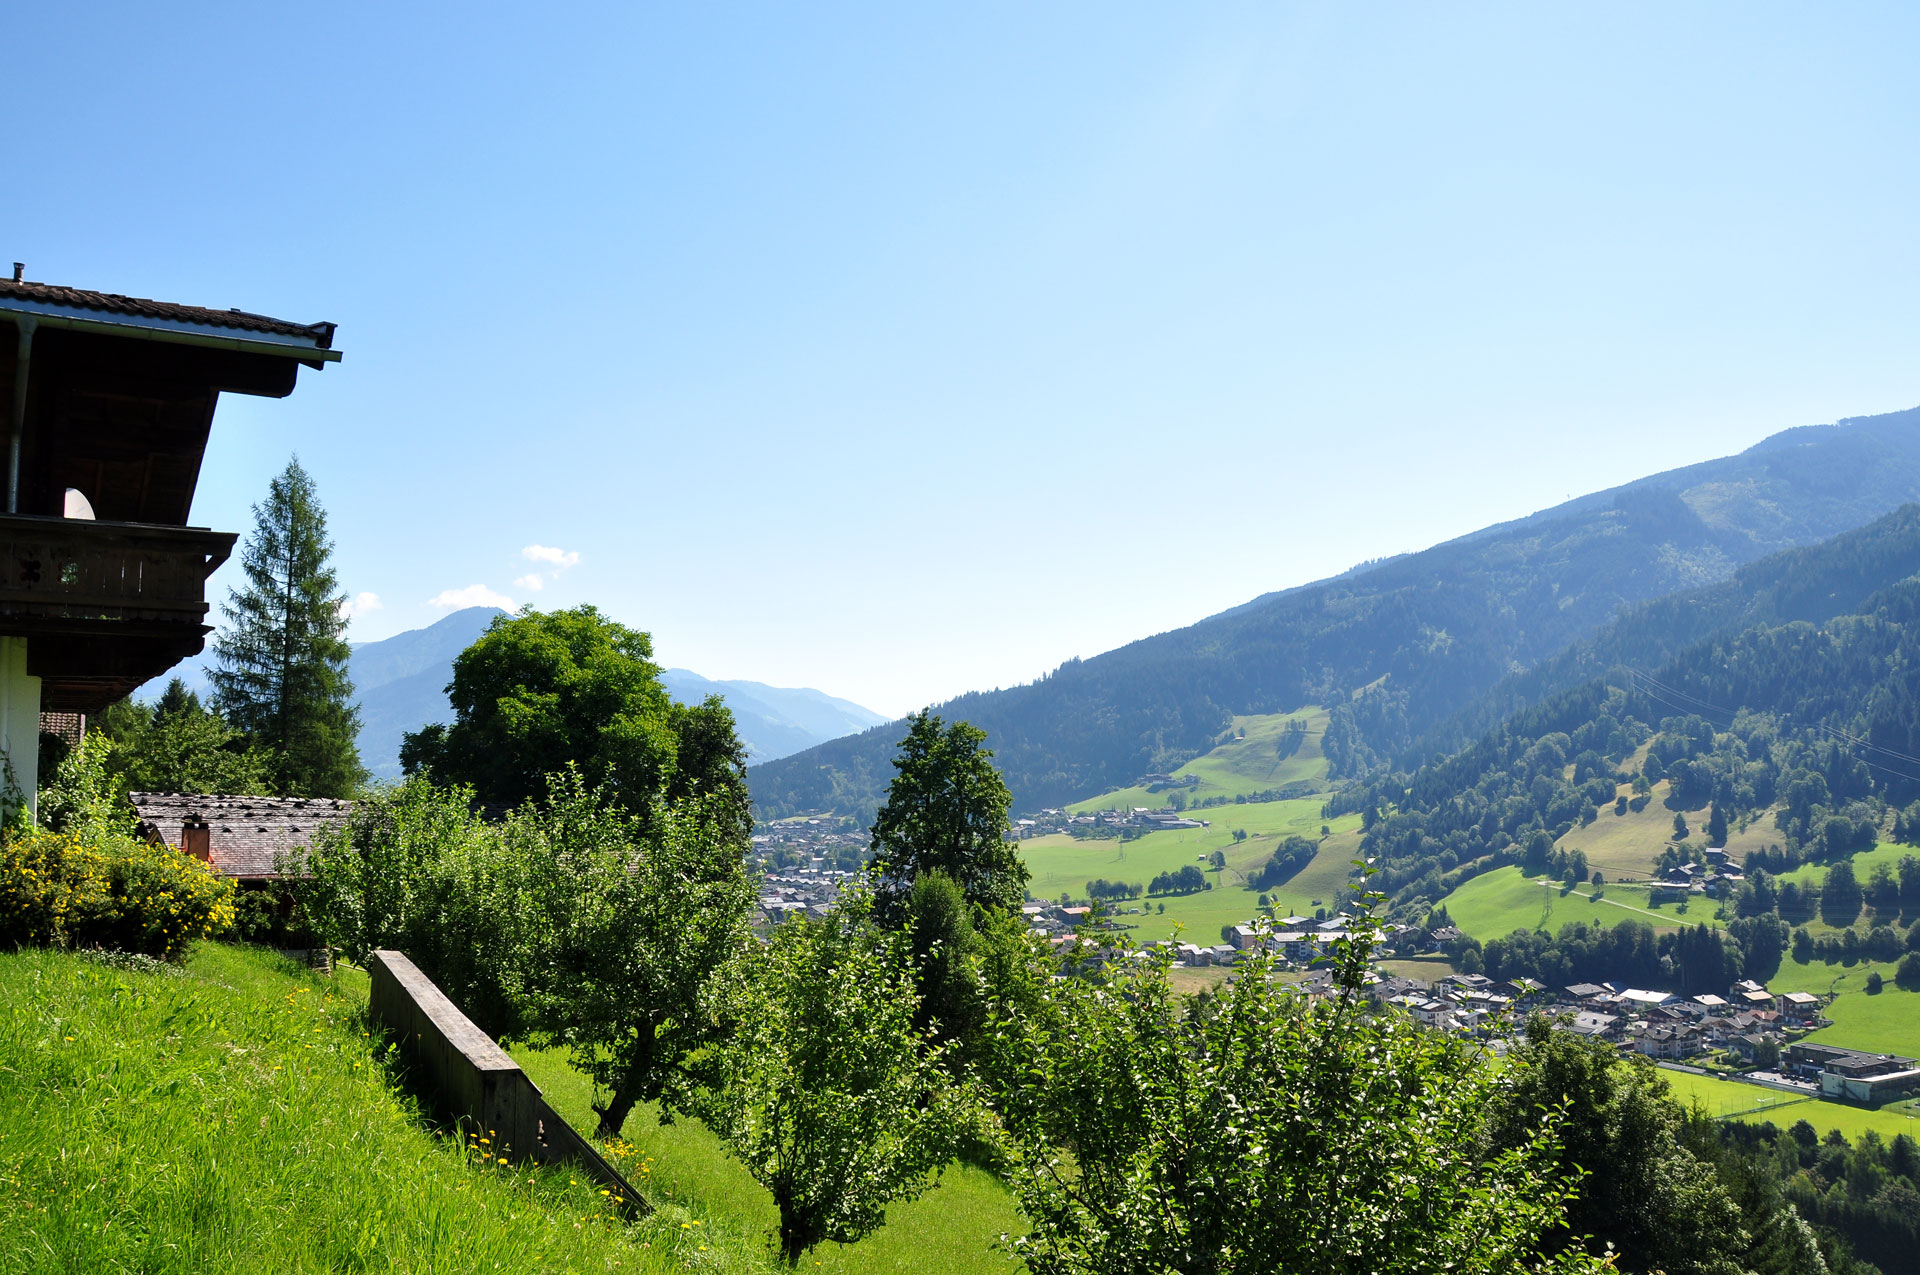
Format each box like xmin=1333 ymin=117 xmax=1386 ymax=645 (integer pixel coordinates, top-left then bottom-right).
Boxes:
xmin=517 ymin=1047 xmax=1024 ymax=1274
xmin=1022 ymin=797 xmax=1363 ymax=945
xmin=1657 ymin=1068 xmax=1920 ymax=1143
xmin=1802 ymin=983 xmax=1920 ymax=1056
xmin=1772 ymin=841 xmax=1916 ymax=893
xmin=0 ymin=943 xmax=721 ymax=1275
xmin=1377 ymin=958 xmax=1453 ymax=982
xmin=1440 ymin=867 xmax=1725 ymax=945
xmin=1066 ymin=709 xmax=1331 ymax=812
xmin=1552 ymin=782 xmax=1786 ymax=883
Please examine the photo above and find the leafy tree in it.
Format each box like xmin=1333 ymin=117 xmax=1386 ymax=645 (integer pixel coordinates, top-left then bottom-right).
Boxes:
xmin=902 ymin=869 xmax=982 ymax=1054
xmin=512 ymin=772 xmax=756 ymax=1138
xmin=1673 ymin=811 xmax=1690 ymax=841
xmin=401 ymin=606 xmax=749 ymax=841
xmin=1822 ymin=860 xmax=1864 ymax=928
xmin=301 ymin=774 xmax=532 ymax=1035
xmin=695 ymin=893 xmax=968 ymax=1264
xmin=210 ymin=458 xmax=363 ymax=797
xmin=867 ymin=712 xmax=1025 ymax=921
xmin=97 ymin=681 xmax=273 ymax=798
xmin=983 ymin=921 xmax=1611 ymax=1275
xmin=37 ymin=733 xmax=137 ymax=837
xmin=1493 ymin=1020 xmax=1750 ymax=1275
xmin=303 ymin=769 xmax=753 ymax=1140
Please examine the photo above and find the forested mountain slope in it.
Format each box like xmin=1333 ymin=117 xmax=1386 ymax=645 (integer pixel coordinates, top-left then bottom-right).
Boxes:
xmin=1417 ymin=502 xmax=1920 ymax=760
xmin=752 ymin=405 xmax=1920 ymax=818
xmin=1353 ymin=558 xmax=1920 ymax=921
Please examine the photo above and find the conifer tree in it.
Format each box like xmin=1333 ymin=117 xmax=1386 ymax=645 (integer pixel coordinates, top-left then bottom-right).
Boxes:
xmin=210 ymin=458 xmax=364 ymax=797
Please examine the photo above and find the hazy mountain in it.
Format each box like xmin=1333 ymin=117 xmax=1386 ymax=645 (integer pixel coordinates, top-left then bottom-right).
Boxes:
xmin=750 ymin=404 xmax=1920 ymax=819
xmin=659 ymin=669 xmax=890 ymax=763
xmin=349 ymin=607 xmax=505 ymax=780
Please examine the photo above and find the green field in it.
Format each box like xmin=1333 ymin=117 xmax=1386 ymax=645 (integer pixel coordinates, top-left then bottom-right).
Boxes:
xmin=1657 ymin=1068 xmax=1920 ymax=1143
xmin=1802 ymin=983 xmax=1920 ymax=1056
xmin=1066 ymin=709 xmax=1331 ymax=813
xmin=1440 ymin=866 xmax=1725 ymax=944
xmin=1023 ymin=796 xmax=1363 ymax=945
xmin=1773 ymin=841 xmax=1915 ymax=893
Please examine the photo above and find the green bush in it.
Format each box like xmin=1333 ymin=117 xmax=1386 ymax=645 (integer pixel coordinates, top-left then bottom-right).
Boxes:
xmin=0 ymin=824 xmax=236 ymax=959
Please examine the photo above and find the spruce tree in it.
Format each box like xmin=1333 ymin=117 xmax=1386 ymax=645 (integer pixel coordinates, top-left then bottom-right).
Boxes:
xmin=210 ymin=458 xmax=364 ymax=797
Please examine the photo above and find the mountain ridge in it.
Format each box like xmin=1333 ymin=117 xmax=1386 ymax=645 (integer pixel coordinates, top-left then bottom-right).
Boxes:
xmin=750 ymin=404 xmax=1920 ymax=820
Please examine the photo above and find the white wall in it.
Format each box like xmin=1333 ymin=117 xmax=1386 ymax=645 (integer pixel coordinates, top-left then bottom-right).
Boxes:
xmin=0 ymin=638 xmax=42 ymax=818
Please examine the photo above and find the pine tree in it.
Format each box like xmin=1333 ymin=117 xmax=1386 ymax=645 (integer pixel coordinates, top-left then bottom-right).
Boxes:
xmin=210 ymin=458 xmax=364 ymax=797
xmin=1706 ymin=798 xmax=1729 ymax=847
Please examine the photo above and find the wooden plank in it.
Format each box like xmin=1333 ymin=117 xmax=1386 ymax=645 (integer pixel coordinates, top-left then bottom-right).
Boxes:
xmin=364 ymin=951 xmax=651 ymax=1217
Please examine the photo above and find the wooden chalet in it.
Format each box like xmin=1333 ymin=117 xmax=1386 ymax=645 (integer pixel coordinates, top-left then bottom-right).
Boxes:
xmin=0 ymin=268 xmax=339 ymax=813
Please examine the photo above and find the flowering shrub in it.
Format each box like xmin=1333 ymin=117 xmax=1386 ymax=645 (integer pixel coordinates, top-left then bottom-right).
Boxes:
xmin=0 ymin=825 xmax=236 ymax=959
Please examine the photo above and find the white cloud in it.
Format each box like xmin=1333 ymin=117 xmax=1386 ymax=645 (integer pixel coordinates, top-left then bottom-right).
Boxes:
xmin=338 ymin=591 xmax=383 ymax=620
xmin=429 ymin=584 xmax=516 ymax=610
xmin=513 ymin=573 xmax=545 ymax=592
xmin=521 ymin=544 xmax=581 ymax=569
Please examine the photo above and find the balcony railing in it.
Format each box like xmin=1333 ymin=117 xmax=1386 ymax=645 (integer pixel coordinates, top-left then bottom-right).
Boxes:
xmin=0 ymin=514 xmax=235 ymax=628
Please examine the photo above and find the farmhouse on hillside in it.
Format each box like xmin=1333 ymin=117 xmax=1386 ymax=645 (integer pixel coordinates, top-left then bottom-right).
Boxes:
xmin=0 ymin=271 xmax=338 ymax=813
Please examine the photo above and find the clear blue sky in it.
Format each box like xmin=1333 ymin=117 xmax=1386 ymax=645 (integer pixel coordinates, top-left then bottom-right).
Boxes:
xmin=14 ymin=4 xmax=1920 ymax=717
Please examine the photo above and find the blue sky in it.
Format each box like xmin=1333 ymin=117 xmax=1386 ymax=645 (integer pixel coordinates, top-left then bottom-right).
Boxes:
xmin=14 ymin=4 xmax=1920 ymax=717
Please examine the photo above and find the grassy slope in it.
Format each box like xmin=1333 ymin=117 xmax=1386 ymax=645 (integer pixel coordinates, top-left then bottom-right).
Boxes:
xmin=1065 ymin=709 xmax=1331 ymax=813
xmin=0 ymin=944 xmax=723 ymax=1275
xmin=1441 ymin=866 xmax=1725 ymax=945
xmin=1022 ymin=798 xmax=1364 ymax=946
xmin=517 ymin=1047 xmax=1024 ymax=1275
xmin=1553 ymin=778 xmax=1785 ymax=883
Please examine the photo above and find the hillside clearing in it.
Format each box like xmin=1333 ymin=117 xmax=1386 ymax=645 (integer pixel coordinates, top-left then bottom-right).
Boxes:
xmin=1440 ymin=866 xmax=1725 ymax=944
xmin=1066 ymin=709 xmax=1331 ymax=812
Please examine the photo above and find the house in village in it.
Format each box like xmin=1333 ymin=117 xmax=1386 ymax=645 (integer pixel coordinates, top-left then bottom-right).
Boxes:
xmin=0 ymin=272 xmax=337 ymax=815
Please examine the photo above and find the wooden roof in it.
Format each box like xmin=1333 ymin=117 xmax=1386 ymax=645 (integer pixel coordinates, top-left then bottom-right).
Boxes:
xmin=131 ymin=792 xmax=353 ymax=879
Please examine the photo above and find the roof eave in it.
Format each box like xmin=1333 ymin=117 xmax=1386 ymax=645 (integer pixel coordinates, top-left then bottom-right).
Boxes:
xmin=0 ymin=299 xmax=342 ymax=365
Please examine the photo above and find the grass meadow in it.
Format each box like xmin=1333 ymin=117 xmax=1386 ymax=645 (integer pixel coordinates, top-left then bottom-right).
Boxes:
xmin=1439 ymin=866 xmax=1725 ymax=945
xmin=0 ymin=944 xmax=721 ymax=1275
xmin=1021 ymin=797 xmax=1364 ymax=945
xmin=1065 ymin=709 xmax=1331 ymax=813
xmin=1552 ymin=777 xmax=1789 ymax=884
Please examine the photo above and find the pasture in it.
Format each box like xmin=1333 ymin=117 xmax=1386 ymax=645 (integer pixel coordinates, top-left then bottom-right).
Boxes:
xmin=1066 ymin=709 xmax=1331 ymax=813
xmin=1022 ymin=797 xmax=1364 ymax=945
xmin=1439 ymin=867 xmax=1725 ymax=945
xmin=1552 ymin=780 xmax=1785 ymax=882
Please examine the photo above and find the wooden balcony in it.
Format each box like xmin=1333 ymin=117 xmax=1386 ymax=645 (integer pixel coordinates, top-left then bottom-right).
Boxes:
xmin=0 ymin=514 xmax=237 ymax=712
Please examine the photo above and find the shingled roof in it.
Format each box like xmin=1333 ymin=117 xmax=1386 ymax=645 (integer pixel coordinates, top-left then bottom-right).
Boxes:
xmin=130 ymin=792 xmax=353 ymax=879
xmin=0 ymin=276 xmax=339 ymax=360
